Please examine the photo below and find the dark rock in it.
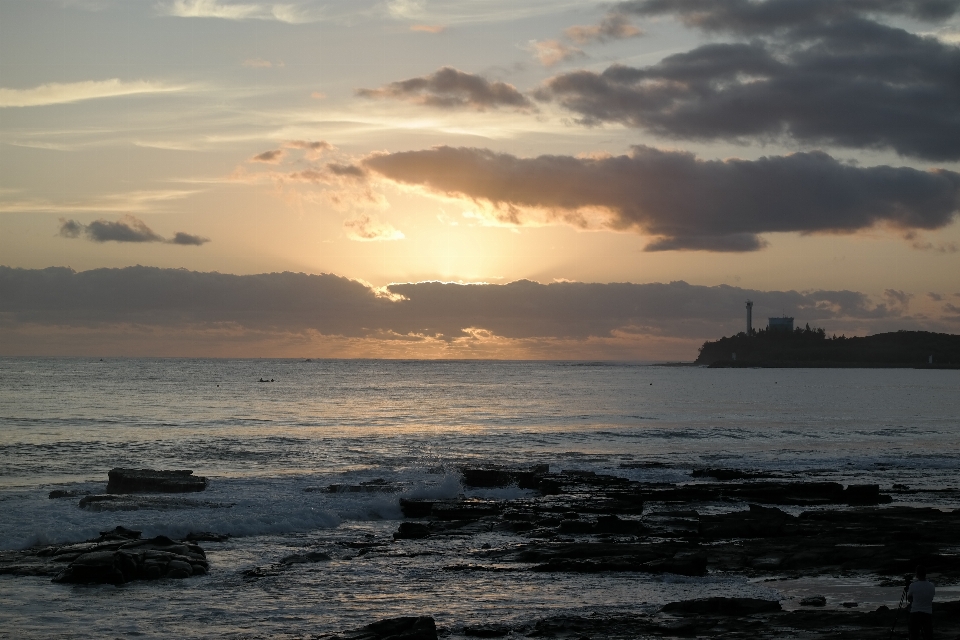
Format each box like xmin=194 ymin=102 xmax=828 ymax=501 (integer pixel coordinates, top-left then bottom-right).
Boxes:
xmin=280 ymin=551 xmax=332 ymax=564
xmin=594 ymin=514 xmax=641 ymax=534
xmin=242 ymin=565 xmax=281 ymax=580
xmin=106 ymin=468 xmax=208 ymax=494
xmin=431 ymin=500 xmax=501 ymax=520
xmin=48 ymin=489 xmax=85 ymax=499
xmin=98 ymin=526 xmax=141 ymax=540
xmin=326 ymin=479 xmax=402 ymax=493
xmin=800 ymin=595 xmax=826 ymax=607
xmin=558 ymin=520 xmax=595 ymax=534
xmin=394 ymin=522 xmax=431 ymax=540
xmin=462 ymin=623 xmax=511 ymax=637
xmin=462 ymin=464 xmax=549 ymax=489
xmin=399 ymin=499 xmax=436 ymax=518
xmin=700 ymin=504 xmax=795 ymax=539
xmin=78 ymin=494 xmax=231 ymax=511
xmin=661 ymin=597 xmax=782 ymax=616
xmin=462 ymin=469 xmax=515 ymax=488
xmin=185 ymin=531 xmax=230 ymax=542
xmin=3 ymin=529 xmax=210 ymax=582
xmin=843 ymin=484 xmax=889 ymax=505
xmin=51 ymin=535 xmax=208 ymax=584
xmin=691 ymin=468 xmax=771 ymax=481
xmin=333 ymin=616 xmax=438 ymax=640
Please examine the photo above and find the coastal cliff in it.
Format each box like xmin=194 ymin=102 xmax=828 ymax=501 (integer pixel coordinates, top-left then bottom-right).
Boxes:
xmin=695 ymin=328 xmax=960 ymax=368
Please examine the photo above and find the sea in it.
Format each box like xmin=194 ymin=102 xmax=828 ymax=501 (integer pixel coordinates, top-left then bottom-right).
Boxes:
xmin=1 ymin=358 xmax=958 ymax=639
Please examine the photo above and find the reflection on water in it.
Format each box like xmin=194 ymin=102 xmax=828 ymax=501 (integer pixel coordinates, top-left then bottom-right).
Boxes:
xmin=1 ymin=358 xmax=958 ymax=638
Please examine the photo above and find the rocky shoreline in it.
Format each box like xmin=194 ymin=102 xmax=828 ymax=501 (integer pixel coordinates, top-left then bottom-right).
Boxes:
xmin=4 ymin=465 xmax=960 ymax=638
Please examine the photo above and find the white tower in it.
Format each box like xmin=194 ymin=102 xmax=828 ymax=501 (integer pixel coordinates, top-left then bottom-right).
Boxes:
xmin=746 ymin=300 xmax=753 ymax=335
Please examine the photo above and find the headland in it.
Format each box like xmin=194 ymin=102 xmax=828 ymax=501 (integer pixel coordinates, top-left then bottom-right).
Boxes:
xmin=696 ymin=328 xmax=960 ymax=368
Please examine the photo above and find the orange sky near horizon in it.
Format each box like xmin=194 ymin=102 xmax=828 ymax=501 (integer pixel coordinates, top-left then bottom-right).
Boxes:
xmin=1 ymin=0 xmax=959 ymax=359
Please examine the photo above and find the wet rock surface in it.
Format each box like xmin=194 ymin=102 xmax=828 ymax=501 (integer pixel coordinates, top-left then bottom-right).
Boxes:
xmin=106 ymin=468 xmax=208 ymax=493
xmin=382 ymin=466 xmax=960 ymax=637
xmin=324 ymin=616 xmax=439 ymax=640
xmin=9 ymin=465 xmax=960 ymax=638
xmin=0 ymin=526 xmax=209 ymax=584
xmin=394 ymin=467 xmax=960 ymax=583
xmin=508 ymin=600 xmax=960 ymax=638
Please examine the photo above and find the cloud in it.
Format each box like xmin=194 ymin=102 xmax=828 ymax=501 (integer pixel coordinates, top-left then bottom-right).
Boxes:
xmin=57 ymin=215 xmax=209 ymax=245
xmin=2 ymin=267 xmax=948 ymax=358
xmin=285 ymin=139 xmax=333 ymax=152
xmin=327 ymin=163 xmax=367 ymax=178
xmin=171 ymin=232 xmax=212 ymax=245
xmin=361 ymin=145 xmax=960 ymax=251
xmin=357 ymin=66 xmax=535 ymax=111
xmin=247 ymin=141 xmax=332 ymax=165
xmin=929 ymin=292 xmax=943 ymax=301
xmin=242 ymin=58 xmax=276 ymax=68
xmin=285 ymin=139 xmax=333 ymax=159
xmin=343 ymin=215 xmax=405 ymax=241
xmin=0 ymin=79 xmax=184 ymax=108
xmin=531 ymin=40 xmax=585 ymax=67
xmin=904 ymin=231 xmax=960 ymax=252
xmin=410 ymin=24 xmax=445 ymax=33
xmin=883 ymin=288 xmax=913 ymax=311
xmin=615 ymin=0 xmax=960 ymax=34
xmin=251 ymin=149 xmax=286 ymax=163
xmin=564 ymin=13 xmax=642 ymax=44
xmin=537 ymin=10 xmax=960 ymax=159
xmin=0 ymin=190 xmax=197 ymax=214
xmin=162 ymin=0 xmax=318 ymax=23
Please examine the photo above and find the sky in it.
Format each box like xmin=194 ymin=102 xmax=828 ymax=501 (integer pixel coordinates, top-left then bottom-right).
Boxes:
xmin=1 ymin=0 xmax=960 ymax=359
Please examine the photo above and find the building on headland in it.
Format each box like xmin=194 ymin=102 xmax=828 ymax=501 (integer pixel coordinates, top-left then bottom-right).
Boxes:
xmin=745 ymin=300 xmax=753 ymax=335
xmin=768 ymin=317 xmax=794 ymax=333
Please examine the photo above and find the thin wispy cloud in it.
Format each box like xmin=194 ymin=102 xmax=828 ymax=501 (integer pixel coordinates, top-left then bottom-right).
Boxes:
xmin=162 ymin=0 xmax=319 ymax=23
xmin=410 ymin=24 xmax=445 ymax=33
xmin=564 ymin=13 xmax=642 ymax=44
xmin=0 ymin=79 xmax=184 ymax=108
xmin=384 ymin=0 xmax=603 ymax=25
xmin=0 ymin=190 xmax=197 ymax=214
xmin=343 ymin=215 xmax=405 ymax=242
xmin=242 ymin=58 xmax=280 ymax=68
xmin=531 ymin=40 xmax=584 ymax=67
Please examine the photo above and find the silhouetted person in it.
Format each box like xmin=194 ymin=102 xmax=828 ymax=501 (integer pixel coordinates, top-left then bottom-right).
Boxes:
xmin=907 ymin=565 xmax=934 ymax=639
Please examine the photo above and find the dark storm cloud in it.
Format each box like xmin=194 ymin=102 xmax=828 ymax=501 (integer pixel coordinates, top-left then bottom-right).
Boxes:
xmin=357 ymin=67 xmax=534 ymax=111
xmin=57 ymin=215 xmax=209 ymax=246
xmin=538 ymin=4 xmax=960 ymax=159
xmin=615 ymin=0 xmax=960 ymax=33
xmin=0 ymin=266 xmax=913 ymax=341
xmin=361 ymin=145 xmax=960 ymax=252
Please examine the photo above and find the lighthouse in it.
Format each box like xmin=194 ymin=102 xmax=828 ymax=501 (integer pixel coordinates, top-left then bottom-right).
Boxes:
xmin=746 ymin=300 xmax=753 ymax=335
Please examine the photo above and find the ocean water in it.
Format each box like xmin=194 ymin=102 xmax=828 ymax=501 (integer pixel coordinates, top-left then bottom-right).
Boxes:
xmin=1 ymin=358 xmax=958 ymax=638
